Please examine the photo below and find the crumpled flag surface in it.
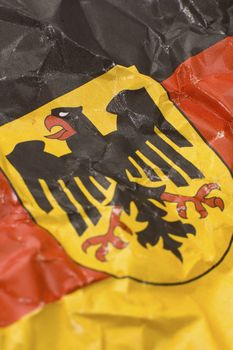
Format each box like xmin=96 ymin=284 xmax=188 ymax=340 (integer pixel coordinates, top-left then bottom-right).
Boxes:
xmin=0 ymin=1 xmax=232 ymax=349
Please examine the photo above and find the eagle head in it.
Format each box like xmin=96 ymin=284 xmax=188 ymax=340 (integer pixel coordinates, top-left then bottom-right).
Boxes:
xmin=44 ymin=107 xmax=84 ymax=141
xmin=44 ymin=106 xmax=106 ymax=159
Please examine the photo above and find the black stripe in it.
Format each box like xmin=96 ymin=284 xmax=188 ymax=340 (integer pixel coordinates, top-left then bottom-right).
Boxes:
xmin=54 ymin=0 xmax=233 ymax=81
xmin=23 ymin=178 xmax=53 ymax=214
xmin=1 ymin=1 xmax=232 ymax=126
xmin=64 ymin=178 xmax=101 ymax=225
xmin=91 ymin=173 xmax=111 ymax=190
xmin=133 ymin=153 xmax=161 ymax=182
xmin=141 ymin=145 xmax=188 ymax=187
xmin=0 ymin=16 xmax=113 ymax=126
xmin=80 ymin=176 xmax=106 ymax=202
xmin=147 ymin=135 xmax=204 ymax=180
xmin=47 ymin=182 xmax=87 ymax=236
xmin=126 ymin=159 xmax=142 ymax=178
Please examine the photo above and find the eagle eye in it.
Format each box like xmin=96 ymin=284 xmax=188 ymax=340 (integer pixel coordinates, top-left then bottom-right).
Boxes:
xmin=59 ymin=112 xmax=69 ymax=117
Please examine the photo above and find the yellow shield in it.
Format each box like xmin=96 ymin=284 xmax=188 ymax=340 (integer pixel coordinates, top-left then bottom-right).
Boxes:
xmin=0 ymin=65 xmax=232 ymax=284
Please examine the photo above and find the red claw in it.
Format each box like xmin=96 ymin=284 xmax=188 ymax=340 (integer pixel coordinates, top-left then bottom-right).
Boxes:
xmin=82 ymin=206 xmax=132 ymax=262
xmin=161 ymin=183 xmax=225 ymax=219
xmin=214 ymin=197 xmax=224 ymax=211
xmin=177 ymin=204 xmax=188 ymax=219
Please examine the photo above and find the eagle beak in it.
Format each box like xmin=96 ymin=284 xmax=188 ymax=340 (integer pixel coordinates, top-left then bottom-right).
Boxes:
xmin=44 ymin=115 xmax=76 ymax=141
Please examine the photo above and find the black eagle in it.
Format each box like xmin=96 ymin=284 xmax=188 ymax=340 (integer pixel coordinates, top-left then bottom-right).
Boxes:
xmin=7 ymin=88 xmax=224 ymax=261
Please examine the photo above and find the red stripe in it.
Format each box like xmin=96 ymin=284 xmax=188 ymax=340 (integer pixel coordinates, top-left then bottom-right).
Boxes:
xmin=0 ymin=172 xmax=107 ymax=327
xmin=162 ymin=36 xmax=233 ymax=172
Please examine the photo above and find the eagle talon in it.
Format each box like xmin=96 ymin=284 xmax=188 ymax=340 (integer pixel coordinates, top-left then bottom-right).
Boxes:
xmin=213 ymin=197 xmax=224 ymax=211
xmin=199 ymin=210 xmax=208 ymax=219
xmin=161 ymin=183 xmax=224 ymax=219
xmin=177 ymin=204 xmax=187 ymax=219
xmin=82 ymin=206 xmax=131 ymax=262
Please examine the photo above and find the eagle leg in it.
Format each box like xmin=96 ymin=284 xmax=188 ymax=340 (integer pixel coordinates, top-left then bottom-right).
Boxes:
xmin=161 ymin=183 xmax=224 ymax=219
xmin=82 ymin=206 xmax=132 ymax=262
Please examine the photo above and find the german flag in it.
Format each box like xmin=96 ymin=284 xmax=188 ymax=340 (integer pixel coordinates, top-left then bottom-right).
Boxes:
xmin=0 ymin=1 xmax=232 ymax=349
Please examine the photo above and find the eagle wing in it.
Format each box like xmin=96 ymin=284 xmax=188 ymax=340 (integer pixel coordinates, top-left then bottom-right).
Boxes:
xmin=7 ymin=141 xmax=111 ymax=236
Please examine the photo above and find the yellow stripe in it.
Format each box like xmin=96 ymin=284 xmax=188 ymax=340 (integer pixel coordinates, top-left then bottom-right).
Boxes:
xmin=126 ymin=156 xmax=163 ymax=189
xmin=39 ymin=179 xmax=56 ymax=206
xmin=1 ymin=246 xmax=232 ymax=350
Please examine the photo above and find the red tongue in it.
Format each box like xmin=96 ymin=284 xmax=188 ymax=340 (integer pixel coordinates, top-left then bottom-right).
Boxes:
xmin=45 ymin=128 xmax=67 ymax=140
